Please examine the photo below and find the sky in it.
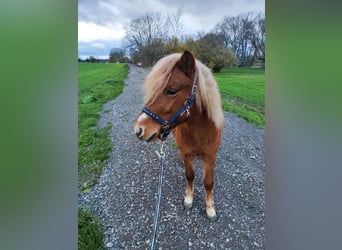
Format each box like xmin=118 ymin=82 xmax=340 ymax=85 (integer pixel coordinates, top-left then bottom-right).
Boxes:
xmin=78 ymin=0 xmax=265 ymax=59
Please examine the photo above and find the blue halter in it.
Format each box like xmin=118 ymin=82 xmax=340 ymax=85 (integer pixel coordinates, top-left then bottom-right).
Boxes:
xmin=142 ymin=81 xmax=198 ymax=141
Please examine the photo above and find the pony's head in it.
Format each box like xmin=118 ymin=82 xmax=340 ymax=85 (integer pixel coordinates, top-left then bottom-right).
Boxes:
xmin=134 ymin=50 xmax=223 ymax=142
xmin=134 ymin=51 xmax=196 ymax=141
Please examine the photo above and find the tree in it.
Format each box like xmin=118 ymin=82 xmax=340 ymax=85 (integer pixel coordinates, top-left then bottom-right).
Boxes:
xmin=215 ymin=12 xmax=265 ymax=66
xmin=86 ymin=56 xmax=97 ymax=63
xmin=124 ymin=11 xmax=185 ymax=66
xmin=249 ymin=13 xmax=265 ymax=59
xmin=166 ymin=8 xmax=184 ymax=39
xmin=131 ymin=39 xmax=166 ymax=66
xmin=215 ymin=15 xmax=243 ymax=61
xmin=164 ymin=37 xmax=186 ymax=54
xmin=109 ymin=51 xmax=124 ymax=63
xmin=123 ymin=12 xmax=168 ymax=52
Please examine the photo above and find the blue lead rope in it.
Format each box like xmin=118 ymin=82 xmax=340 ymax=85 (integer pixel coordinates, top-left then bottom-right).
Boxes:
xmin=150 ymin=143 xmax=165 ymax=250
xmin=147 ymin=82 xmax=197 ymax=248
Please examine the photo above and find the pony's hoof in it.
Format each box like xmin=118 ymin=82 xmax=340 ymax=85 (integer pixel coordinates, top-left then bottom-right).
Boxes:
xmin=183 ymin=196 xmax=193 ymax=210
xmin=207 ymin=213 xmax=218 ymax=222
xmin=206 ymin=208 xmax=218 ymax=222
xmin=184 ymin=202 xmax=193 ymax=210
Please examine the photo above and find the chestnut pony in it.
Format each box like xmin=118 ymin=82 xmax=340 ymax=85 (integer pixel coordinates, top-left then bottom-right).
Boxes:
xmin=134 ymin=51 xmax=224 ymax=220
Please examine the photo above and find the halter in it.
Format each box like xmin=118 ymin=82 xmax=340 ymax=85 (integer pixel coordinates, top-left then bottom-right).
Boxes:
xmin=142 ymin=80 xmax=198 ymax=141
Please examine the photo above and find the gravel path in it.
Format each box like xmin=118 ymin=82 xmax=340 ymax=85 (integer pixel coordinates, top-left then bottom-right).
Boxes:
xmin=78 ymin=64 xmax=265 ymax=249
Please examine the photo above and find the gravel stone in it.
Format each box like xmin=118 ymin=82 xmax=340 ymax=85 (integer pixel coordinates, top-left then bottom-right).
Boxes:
xmin=78 ymin=64 xmax=265 ymax=249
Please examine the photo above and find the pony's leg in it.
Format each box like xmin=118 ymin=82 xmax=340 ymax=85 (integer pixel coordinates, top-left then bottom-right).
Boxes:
xmin=182 ymin=157 xmax=195 ymax=209
xmin=202 ymin=157 xmax=217 ymax=221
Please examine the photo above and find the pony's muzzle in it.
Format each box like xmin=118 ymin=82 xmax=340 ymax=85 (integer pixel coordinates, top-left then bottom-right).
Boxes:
xmin=134 ymin=112 xmax=160 ymax=142
xmin=134 ymin=126 xmax=158 ymax=142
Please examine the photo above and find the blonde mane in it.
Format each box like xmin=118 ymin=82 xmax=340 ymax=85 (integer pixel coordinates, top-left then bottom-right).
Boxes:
xmin=144 ymin=53 xmax=224 ymax=129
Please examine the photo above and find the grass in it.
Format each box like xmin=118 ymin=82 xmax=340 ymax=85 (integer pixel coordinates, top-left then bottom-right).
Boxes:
xmin=78 ymin=63 xmax=129 ymax=192
xmin=78 ymin=63 xmax=129 ymax=250
xmin=214 ymin=67 xmax=265 ymax=128
xmin=78 ymin=208 xmax=104 ymax=250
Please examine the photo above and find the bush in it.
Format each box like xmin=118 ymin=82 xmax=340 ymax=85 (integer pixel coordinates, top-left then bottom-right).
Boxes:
xmin=184 ymin=33 xmax=238 ymax=73
xmin=208 ymin=47 xmax=238 ymax=73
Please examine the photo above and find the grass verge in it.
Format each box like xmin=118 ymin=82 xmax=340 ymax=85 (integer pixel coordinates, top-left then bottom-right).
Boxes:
xmin=78 ymin=63 xmax=129 ymax=192
xmin=214 ymin=67 xmax=265 ymax=128
xmin=78 ymin=63 xmax=129 ymax=250
xmin=78 ymin=208 xmax=104 ymax=250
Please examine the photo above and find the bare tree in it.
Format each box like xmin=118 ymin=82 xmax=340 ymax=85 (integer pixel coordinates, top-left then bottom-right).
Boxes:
xmin=166 ymin=8 xmax=184 ymax=39
xmin=215 ymin=12 xmax=265 ymax=66
xmin=249 ymin=13 xmax=265 ymax=59
xmin=124 ymin=10 xmax=187 ymax=66
xmin=215 ymin=15 xmax=243 ymax=58
xmin=132 ymin=39 xmax=165 ymax=66
xmin=124 ymin=12 xmax=168 ymax=51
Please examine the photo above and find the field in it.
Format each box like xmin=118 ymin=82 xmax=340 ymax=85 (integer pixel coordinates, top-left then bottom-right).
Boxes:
xmin=214 ymin=67 xmax=265 ymax=128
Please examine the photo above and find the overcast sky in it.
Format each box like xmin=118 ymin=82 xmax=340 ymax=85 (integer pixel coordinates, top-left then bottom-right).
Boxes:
xmin=78 ymin=0 xmax=264 ymax=59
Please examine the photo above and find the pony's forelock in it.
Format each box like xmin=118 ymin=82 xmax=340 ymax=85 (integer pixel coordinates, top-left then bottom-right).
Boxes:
xmin=144 ymin=53 xmax=224 ymax=129
xmin=144 ymin=54 xmax=181 ymax=105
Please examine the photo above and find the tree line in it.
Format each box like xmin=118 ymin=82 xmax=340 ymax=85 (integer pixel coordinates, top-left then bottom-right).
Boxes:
xmin=111 ymin=11 xmax=264 ymax=72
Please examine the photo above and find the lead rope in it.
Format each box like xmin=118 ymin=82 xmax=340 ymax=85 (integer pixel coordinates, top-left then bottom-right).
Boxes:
xmin=150 ymin=141 xmax=165 ymax=250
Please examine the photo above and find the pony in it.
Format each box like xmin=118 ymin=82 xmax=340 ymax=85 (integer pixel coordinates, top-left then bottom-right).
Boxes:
xmin=134 ymin=50 xmax=224 ymax=221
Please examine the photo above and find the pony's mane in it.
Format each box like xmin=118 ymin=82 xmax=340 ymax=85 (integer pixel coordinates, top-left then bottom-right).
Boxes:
xmin=144 ymin=53 xmax=224 ymax=129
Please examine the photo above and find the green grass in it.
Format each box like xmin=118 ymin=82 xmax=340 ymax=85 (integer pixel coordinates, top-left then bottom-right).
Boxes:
xmin=78 ymin=208 xmax=104 ymax=250
xmin=78 ymin=63 xmax=129 ymax=250
xmin=78 ymin=63 xmax=128 ymax=192
xmin=214 ymin=67 xmax=265 ymax=128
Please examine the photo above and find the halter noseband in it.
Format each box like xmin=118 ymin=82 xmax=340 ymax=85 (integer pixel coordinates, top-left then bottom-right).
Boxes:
xmin=142 ymin=80 xmax=198 ymax=141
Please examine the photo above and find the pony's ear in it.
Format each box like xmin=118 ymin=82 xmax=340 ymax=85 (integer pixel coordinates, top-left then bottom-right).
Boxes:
xmin=178 ymin=50 xmax=195 ymax=77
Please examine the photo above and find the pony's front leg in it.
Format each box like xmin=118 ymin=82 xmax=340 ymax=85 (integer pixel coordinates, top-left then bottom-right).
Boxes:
xmin=182 ymin=157 xmax=195 ymax=209
xmin=202 ymin=158 xmax=218 ymax=221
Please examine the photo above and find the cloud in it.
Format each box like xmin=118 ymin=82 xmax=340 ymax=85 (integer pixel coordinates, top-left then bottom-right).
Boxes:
xmin=78 ymin=39 xmax=122 ymax=59
xmin=79 ymin=0 xmax=264 ymax=37
xmin=78 ymin=0 xmax=265 ymax=57
xmin=78 ymin=21 xmax=125 ymax=43
xmin=91 ymin=43 xmax=106 ymax=49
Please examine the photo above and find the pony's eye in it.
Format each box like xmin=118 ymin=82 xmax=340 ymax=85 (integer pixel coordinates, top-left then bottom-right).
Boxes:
xmin=167 ymin=89 xmax=178 ymax=96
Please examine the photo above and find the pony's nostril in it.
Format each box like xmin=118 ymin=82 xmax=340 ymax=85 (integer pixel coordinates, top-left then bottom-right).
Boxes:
xmin=136 ymin=127 xmax=143 ymax=139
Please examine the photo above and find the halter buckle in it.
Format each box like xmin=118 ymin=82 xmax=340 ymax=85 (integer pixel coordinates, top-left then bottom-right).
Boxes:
xmin=192 ymin=85 xmax=197 ymax=94
xmin=159 ymin=121 xmax=170 ymax=141
xmin=185 ymin=107 xmax=191 ymax=120
xmin=162 ymin=121 xmax=170 ymax=130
